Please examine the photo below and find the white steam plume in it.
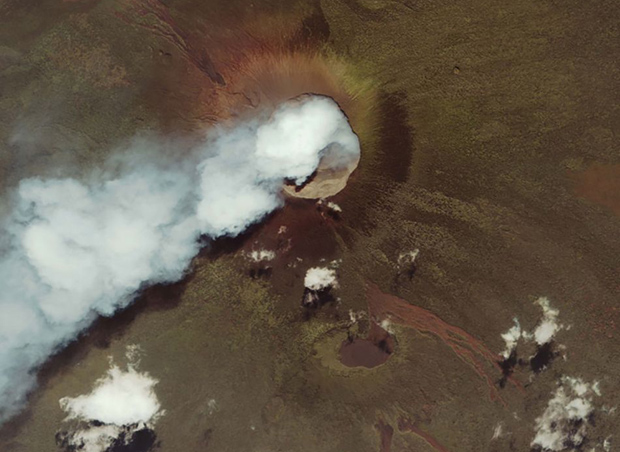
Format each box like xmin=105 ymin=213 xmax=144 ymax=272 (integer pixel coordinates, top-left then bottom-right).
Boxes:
xmin=0 ymin=95 xmax=360 ymax=422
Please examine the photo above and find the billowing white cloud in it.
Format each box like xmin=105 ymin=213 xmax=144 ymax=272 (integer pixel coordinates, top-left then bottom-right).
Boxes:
xmin=304 ymin=267 xmax=338 ymax=291
xmin=0 ymin=95 xmax=360 ymax=423
xmin=60 ymin=366 xmax=162 ymax=426
xmin=255 ymin=97 xmax=360 ymax=184
xmin=500 ymin=318 xmax=523 ymax=359
xmin=59 ymin=348 xmax=162 ymax=452
xmin=246 ymin=249 xmax=276 ymax=262
xmin=498 ymin=297 xmax=564 ymax=358
xmin=532 ymin=297 xmax=563 ymax=346
xmin=531 ymin=377 xmax=599 ymax=451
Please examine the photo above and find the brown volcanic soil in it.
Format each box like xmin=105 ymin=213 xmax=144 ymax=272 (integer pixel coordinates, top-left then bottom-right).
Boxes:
xmin=0 ymin=0 xmax=619 ymax=452
xmin=572 ymin=163 xmax=620 ymax=216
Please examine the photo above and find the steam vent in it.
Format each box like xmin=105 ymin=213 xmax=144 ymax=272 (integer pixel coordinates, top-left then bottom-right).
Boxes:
xmin=0 ymin=1 xmax=618 ymax=452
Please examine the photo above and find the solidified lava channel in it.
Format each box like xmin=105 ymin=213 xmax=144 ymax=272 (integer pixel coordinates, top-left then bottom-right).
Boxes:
xmin=398 ymin=418 xmax=451 ymax=452
xmin=366 ymin=283 xmax=523 ymax=404
xmin=374 ymin=419 xmax=394 ymax=452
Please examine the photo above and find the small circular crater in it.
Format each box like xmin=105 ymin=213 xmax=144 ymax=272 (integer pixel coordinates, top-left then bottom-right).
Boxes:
xmin=339 ymin=323 xmax=395 ymax=369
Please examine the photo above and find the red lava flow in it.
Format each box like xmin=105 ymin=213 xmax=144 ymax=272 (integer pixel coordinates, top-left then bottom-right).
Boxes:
xmin=374 ymin=417 xmax=451 ymax=452
xmin=366 ymin=283 xmax=523 ymax=404
xmin=374 ymin=419 xmax=394 ymax=452
xmin=398 ymin=418 xmax=451 ymax=452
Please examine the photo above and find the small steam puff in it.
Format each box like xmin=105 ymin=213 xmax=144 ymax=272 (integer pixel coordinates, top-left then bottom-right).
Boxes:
xmin=0 ymin=95 xmax=360 ymax=422
xmin=304 ymin=267 xmax=338 ymax=291
xmin=499 ymin=297 xmax=564 ymax=359
xmin=302 ymin=266 xmax=338 ymax=307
